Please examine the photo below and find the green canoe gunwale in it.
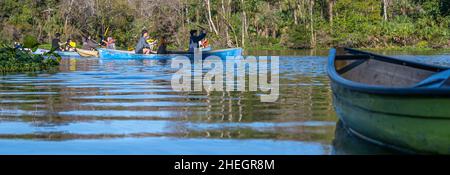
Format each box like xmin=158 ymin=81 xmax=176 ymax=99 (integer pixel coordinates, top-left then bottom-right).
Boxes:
xmin=327 ymin=48 xmax=450 ymax=96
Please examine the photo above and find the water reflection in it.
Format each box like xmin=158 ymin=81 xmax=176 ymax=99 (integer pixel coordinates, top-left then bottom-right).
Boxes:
xmin=0 ymin=55 xmax=336 ymax=154
xmin=332 ymin=120 xmax=399 ymax=155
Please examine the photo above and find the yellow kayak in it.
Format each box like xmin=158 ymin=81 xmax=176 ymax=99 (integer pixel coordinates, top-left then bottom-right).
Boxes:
xmin=76 ymin=49 xmax=99 ymax=57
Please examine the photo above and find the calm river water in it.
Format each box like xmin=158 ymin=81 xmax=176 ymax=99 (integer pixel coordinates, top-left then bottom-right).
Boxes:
xmin=0 ymin=49 xmax=449 ymax=154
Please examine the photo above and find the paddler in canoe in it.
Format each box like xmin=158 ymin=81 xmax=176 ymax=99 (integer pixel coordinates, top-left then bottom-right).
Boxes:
xmin=51 ymin=33 xmax=65 ymax=51
xmin=78 ymin=35 xmax=100 ymax=57
xmin=63 ymin=38 xmax=77 ymax=52
xmin=135 ymin=30 xmax=154 ymax=54
xmin=156 ymin=36 xmax=169 ymax=54
xmin=102 ymin=36 xmax=116 ymax=50
xmin=82 ymin=35 xmax=99 ymax=50
xmin=189 ymin=29 xmax=207 ymax=52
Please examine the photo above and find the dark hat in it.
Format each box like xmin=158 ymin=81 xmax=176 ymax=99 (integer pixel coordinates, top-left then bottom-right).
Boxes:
xmin=190 ymin=30 xmax=198 ymax=35
xmin=142 ymin=30 xmax=148 ymax=36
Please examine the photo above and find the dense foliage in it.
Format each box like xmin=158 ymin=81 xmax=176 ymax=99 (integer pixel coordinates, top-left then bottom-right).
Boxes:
xmin=0 ymin=45 xmax=60 ymax=73
xmin=0 ymin=0 xmax=449 ymax=49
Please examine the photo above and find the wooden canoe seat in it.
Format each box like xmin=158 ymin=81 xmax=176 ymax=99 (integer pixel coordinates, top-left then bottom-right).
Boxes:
xmin=415 ymin=69 xmax=450 ymax=88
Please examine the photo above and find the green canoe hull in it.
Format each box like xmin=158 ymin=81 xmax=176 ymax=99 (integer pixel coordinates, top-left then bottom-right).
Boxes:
xmin=332 ymin=82 xmax=450 ymax=154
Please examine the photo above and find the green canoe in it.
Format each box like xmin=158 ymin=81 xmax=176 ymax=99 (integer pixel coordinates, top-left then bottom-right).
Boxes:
xmin=328 ymin=48 xmax=450 ymax=154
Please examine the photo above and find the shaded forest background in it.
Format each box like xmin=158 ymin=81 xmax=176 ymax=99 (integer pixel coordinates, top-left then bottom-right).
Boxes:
xmin=1 ymin=0 xmax=449 ymax=50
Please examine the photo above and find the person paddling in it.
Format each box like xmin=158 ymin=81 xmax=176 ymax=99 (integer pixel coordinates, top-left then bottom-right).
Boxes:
xmin=135 ymin=30 xmax=151 ymax=54
xmin=102 ymin=37 xmax=116 ymax=50
xmin=189 ymin=29 xmax=207 ymax=52
xmin=157 ymin=37 xmax=168 ymax=54
xmin=64 ymin=39 xmax=76 ymax=51
xmin=82 ymin=36 xmax=99 ymax=50
xmin=51 ymin=33 xmax=63 ymax=51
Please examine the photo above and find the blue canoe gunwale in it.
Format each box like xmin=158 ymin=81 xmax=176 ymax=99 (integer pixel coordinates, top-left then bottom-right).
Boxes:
xmin=328 ymin=48 xmax=450 ymax=96
xmin=98 ymin=48 xmax=243 ymax=60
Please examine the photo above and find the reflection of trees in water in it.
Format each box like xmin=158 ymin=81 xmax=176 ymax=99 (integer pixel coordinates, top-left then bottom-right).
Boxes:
xmin=0 ymin=59 xmax=337 ymax=147
xmin=277 ymin=75 xmax=335 ymax=121
xmin=174 ymin=124 xmax=336 ymax=144
xmin=2 ymin=58 xmax=101 ymax=126
xmin=59 ymin=58 xmax=100 ymax=72
xmin=167 ymin=73 xmax=337 ymax=144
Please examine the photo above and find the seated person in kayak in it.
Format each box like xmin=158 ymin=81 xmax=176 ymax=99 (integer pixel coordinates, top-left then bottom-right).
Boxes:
xmin=51 ymin=33 xmax=64 ymax=51
xmin=189 ymin=29 xmax=207 ymax=52
xmin=157 ymin=36 xmax=169 ymax=54
xmin=82 ymin=35 xmax=99 ymax=50
xmin=64 ymin=39 xmax=76 ymax=52
xmin=135 ymin=30 xmax=152 ymax=54
xmin=102 ymin=37 xmax=116 ymax=50
xmin=147 ymin=37 xmax=158 ymax=52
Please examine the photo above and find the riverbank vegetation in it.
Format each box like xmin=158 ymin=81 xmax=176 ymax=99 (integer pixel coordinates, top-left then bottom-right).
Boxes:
xmin=0 ymin=45 xmax=60 ymax=73
xmin=1 ymin=0 xmax=449 ymax=50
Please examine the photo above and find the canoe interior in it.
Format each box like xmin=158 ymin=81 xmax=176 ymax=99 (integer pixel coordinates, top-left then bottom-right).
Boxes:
xmin=335 ymin=52 xmax=439 ymax=88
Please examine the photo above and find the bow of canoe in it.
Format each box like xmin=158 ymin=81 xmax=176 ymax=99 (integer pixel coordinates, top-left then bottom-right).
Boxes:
xmin=328 ymin=48 xmax=450 ymax=154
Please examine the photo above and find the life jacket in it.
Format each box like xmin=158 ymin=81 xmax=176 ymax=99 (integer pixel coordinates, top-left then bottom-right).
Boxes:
xmin=200 ymin=39 xmax=209 ymax=48
xmin=147 ymin=38 xmax=156 ymax=45
xmin=69 ymin=41 xmax=77 ymax=48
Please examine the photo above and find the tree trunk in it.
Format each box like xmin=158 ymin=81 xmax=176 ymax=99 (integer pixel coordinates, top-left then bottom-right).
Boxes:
xmin=243 ymin=2 xmax=248 ymax=37
xmin=294 ymin=8 xmax=298 ymax=25
xmin=221 ymin=0 xmax=232 ymax=47
xmin=215 ymin=16 xmax=220 ymax=33
xmin=218 ymin=0 xmax=238 ymax=47
xmin=196 ymin=6 xmax=199 ymax=24
xmin=383 ymin=0 xmax=388 ymax=21
xmin=241 ymin=0 xmax=247 ymax=48
xmin=185 ymin=4 xmax=190 ymax=24
xmin=37 ymin=24 xmax=42 ymax=41
xmin=228 ymin=0 xmax=238 ymax=46
xmin=309 ymin=0 xmax=315 ymax=48
xmin=205 ymin=0 xmax=219 ymax=35
xmin=328 ymin=0 xmax=334 ymax=25
xmin=298 ymin=1 xmax=304 ymax=24
xmin=64 ymin=0 xmax=74 ymax=36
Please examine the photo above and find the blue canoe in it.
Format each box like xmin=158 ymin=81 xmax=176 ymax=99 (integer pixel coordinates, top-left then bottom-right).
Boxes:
xmin=97 ymin=48 xmax=242 ymax=59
